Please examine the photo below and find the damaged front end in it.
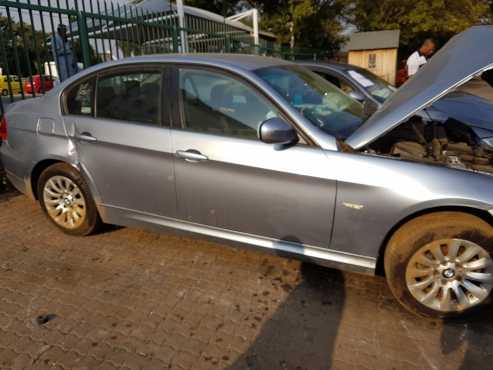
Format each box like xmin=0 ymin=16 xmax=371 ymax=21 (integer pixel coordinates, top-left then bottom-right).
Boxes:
xmin=345 ymin=26 xmax=493 ymax=174
xmin=366 ymin=114 xmax=493 ymax=174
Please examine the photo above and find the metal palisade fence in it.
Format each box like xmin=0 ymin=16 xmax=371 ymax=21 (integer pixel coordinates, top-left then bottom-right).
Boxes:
xmin=0 ymin=0 xmax=181 ymax=114
xmin=0 ymin=0 xmax=326 ymax=117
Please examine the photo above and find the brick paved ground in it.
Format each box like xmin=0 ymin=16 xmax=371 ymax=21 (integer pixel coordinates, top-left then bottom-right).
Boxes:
xmin=0 ymin=193 xmax=492 ymax=370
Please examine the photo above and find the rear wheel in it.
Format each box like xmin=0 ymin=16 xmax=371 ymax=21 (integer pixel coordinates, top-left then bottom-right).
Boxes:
xmin=1 ymin=89 xmax=8 ymax=96
xmin=385 ymin=212 xmax=493 ymax=318
xmin=37 ymin=163 xmax=101 ymax=236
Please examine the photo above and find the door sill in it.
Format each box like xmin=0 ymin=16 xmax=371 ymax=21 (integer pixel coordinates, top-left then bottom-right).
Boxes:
xmin=101 ymin=204 xmax=376 ymax=275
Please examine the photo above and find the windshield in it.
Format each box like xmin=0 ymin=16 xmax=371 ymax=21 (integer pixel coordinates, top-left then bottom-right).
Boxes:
xmin=255 ymin=66 xmax=366 ymax=139
xmin=347 ymin=69 xmax=396 ymax=103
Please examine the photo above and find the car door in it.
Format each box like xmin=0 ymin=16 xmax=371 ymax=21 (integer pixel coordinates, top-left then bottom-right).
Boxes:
xmin=62 ymin=65 xmax=177 ymax=218
xmin=170 ymin=66 xmax=336 ymax=248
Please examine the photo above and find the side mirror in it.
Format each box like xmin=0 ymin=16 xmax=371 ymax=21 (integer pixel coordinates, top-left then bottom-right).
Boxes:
xmin=258 ymin=117 xmax=298 ymax=145
xmin=348 ymin=90 xmax=366 ymax=103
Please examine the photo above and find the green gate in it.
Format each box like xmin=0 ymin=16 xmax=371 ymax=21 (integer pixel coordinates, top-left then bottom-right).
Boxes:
xmin=0 ymin=0 xmax=181 ymax=112
xmin=0 ymin=0 xmax=325 ymax=117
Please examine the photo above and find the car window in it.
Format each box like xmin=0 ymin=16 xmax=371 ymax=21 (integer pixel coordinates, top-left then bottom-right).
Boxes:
xmin=96 ymin=71 xmax=161 ymax=125
xmin=340 ymin=80 xmax=357 ymax=95
xmin=315 ymin=72 xmax=357 ymax=95
xmin=318 ymin=73 xmax=341 ymax=88
xmin=66 ymin=79 xmax=94 ymax=116
xmin=256 ymin=66 xmax=365 ymax=140
xmin=347 ymin=69 xmax=395 ymax=103
xmin=179 ymin=68 xmax=279 ymax=139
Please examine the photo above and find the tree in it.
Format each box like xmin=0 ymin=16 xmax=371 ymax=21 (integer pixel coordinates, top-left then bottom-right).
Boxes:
xmin=0 ymin=14 xmax=50 ymax=76
xmin=183 ymin=0 xmax=244 ymax=16
xmin=184 ymin=0 xmax=349 ymax=57
xmin=0 ymin=13 xmax=101 ymax=77
xmin=348 ymin=0 xmax=491 ymax=56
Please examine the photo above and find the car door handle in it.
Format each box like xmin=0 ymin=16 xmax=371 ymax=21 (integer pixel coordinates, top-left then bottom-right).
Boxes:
xmin=176 ymin=149 xmax=208 ymax=162
xmin=76 ymin=132 xmax=98 ymax=142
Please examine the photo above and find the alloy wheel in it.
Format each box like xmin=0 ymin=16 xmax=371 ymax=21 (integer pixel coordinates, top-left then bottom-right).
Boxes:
xmin=406 ymin=238 xmax=493 ymax=312
xmin=42 ymin=175 xmax=87 ymax=229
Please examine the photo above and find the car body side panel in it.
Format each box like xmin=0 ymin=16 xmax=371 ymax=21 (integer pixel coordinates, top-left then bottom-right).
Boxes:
xmin=1 ymin=97 xmax=76 ymax=198
xmin=99 ymin=204 xmax=376 ymax=274
xmin=327 ymin=150 xmax=493 ymax=257
xmin=172 ymin=130 xmax=337 ymax=247
xmin=64 ymin=116 xmax=178 ymax=219
xmin=4 ymin=55 xmax=493 ymax=275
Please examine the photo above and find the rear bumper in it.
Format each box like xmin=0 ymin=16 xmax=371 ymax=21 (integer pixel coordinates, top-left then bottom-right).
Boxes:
xmin=0 ymin=142 xmax=31 ymax=197
xmin=4 ymin=168 xmax=27 ymax=194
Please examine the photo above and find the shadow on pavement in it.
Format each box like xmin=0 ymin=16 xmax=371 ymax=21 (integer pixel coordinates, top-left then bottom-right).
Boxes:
xmin=440 ymin=305 xmax=493 ymax=369
xmin=227 ymin=262 xmax=345 ymax=370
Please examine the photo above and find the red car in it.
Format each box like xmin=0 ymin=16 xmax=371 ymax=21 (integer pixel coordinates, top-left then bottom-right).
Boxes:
xmin=24 ymin=75 xmax=54 ymax=94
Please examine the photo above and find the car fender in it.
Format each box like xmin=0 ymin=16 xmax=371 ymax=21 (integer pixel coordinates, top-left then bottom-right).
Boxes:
xmin=326 ymin=150 xmax=493 ymax=260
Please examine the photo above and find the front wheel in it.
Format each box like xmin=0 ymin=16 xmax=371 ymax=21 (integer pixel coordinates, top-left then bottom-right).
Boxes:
xmin=37 ymin=163 xmax=102 ymax=236
xmin=1 ymin=89 xmax=8 ymax=96
xmin=385 ymin=212 xmax=493 ymax=319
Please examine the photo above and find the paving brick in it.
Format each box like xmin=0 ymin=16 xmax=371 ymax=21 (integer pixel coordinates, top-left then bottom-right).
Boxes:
xmin=0 ymin=195 xmax=492 ymax=370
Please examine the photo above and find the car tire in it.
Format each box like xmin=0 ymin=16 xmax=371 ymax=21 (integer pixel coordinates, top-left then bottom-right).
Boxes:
xmin=37 ymin=163 xmax=102 ymax=236
xmin=385 ymin=212 xmax=493 ymax=319
xmin=1 ymin=89 xmax=8 ymax=97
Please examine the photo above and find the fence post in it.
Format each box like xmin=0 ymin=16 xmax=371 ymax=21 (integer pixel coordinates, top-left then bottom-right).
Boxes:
xmin=176 ymin=0 xmax=188 ymax=52
xmin=77 ymin=12 xmax=92 ymax=67
xmin=171 ymin=26 xmax=179 ymax=53
xmin=225 ymin=35 xmax=230 ymax=53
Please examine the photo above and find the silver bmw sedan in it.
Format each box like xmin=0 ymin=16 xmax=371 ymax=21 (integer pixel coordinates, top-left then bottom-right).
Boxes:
xmin=2 ymin=26 xmax=493 ymax=318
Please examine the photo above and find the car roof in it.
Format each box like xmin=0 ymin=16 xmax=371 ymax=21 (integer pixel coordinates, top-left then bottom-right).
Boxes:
xmin=81 ymin=53 xmax=293 ymax=74
xmin=51 ymin=53 xmax=295 ymax=102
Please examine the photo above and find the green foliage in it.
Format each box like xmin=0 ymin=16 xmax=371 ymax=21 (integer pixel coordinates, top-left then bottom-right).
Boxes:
xmin=0 ymin=12 xmax=103 ymax=76
xmin=184 ymin=0 xmax=243 ymax=16
xmin=349 ymin=0 xmax=491 ymax=56
xmin=248 ymin=0 xmax=350 ymax=56
xmin=0 ymin=14 xmax=51 ymax=76
xmin=185 ymin=0 xmax=493 ymax=58
xmin=290 ymin=0 xmax=348 ymax=56
xmin=186 ymin=0 xmax=349 ymax=57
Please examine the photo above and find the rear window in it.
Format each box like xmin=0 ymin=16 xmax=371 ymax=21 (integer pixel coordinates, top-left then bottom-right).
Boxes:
xmin=66 ymin=78 xmax=95 ymax=116
xmin=96 ymin=71 xmax=162 ymax=125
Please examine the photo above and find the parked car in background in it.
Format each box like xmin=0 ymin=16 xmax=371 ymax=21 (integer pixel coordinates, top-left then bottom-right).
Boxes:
xmin=302 ymin=61 xmax=493 ymax=150
xmin=2 ymin=27 xmax=493 ymax=319
xmin=300 ymin=62 xmax=395 ymax=114
xmin=24 ymin=75 xmax=55 ymax=94
xmin=1 ymin=75 xmax=23 ymax=96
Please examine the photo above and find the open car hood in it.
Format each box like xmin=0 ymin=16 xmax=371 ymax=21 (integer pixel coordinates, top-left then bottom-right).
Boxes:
xmin=345 ymin=26 xmax=493 ymax=149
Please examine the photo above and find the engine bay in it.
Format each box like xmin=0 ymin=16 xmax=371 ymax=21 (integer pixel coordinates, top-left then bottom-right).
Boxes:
xmin=366 ymin=114 xmax=493 ymax=174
